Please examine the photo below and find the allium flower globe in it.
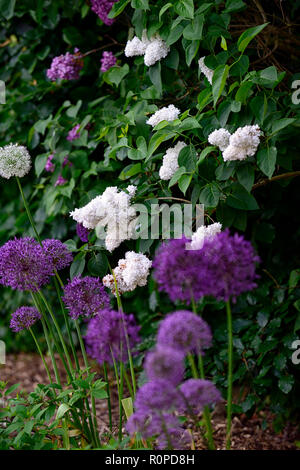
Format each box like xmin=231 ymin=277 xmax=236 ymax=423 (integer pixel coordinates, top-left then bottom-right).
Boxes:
xmin=134 ymin=379 xmax=181 ymax=413
xmin=178 ymin=379 xmax=221 ymax=414
xmin=144 ymin=346 xmax=185 ymax=385
xmin=42 ymin=239 xmax=73 ymax=271
xmin=10 ymin=307 xmax=41 ymax=332
xmin=62 ymin=276 xmax=110 ymax=319
xmin=0 ymin=144 xmax=31 ymax=179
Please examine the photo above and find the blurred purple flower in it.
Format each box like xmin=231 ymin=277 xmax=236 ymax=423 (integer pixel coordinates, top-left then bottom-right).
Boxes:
xmin=100 ymin=51 xmax=117 ymax=72
xmin=67 ymin=124 xmax=81 ymax=142
xmin=90 ymin=0 xmax=117 ymax=26
xmin=10 ymin=306 xmax=41 ymax=332
xmin=42 ymin=239 xmax=73 ymax=271
xmin=55 ymin=175 xmax=67 ymax=186
xmin=76 ymin=223 xmax=90 ymax=243
xmin=47 ymin=50 xmax=83 ymax=81
xmin=45 ymin=154 xmax=55 ymax=173
xmin=144 ymin=346 xmax=185 ymax=385
xmin=134 ymin=379 xmax=181 ymax=414
xmin=178 ymin=379 xmax=221 ymax=415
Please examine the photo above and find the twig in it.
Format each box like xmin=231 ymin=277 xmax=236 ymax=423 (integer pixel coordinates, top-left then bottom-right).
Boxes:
xmin=252 ymin=171 xmax=300 ymax=190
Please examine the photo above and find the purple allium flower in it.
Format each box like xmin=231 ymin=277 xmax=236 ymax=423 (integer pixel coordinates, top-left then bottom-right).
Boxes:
xmin=156 ymin=426 xmax=192 ymax=450
xmin=42 ymin=239 xmax=73 ymax=271
xmin=67 ymin=124 xmax=81 ymax=142
xmin=85 ymin=308 xmax=140 ymax=365
xmin=45 ymin=154 xmax=55 ymax=173
xmin=10 ymin=306 xmax=41 ymax=332
xmin=0 ymin=237 xmax=54 ymax=291
xmin=126 ymin=411 xmax=180 ymax=440
xmin=100 ymin=51 xmax=117 ymax=72
xmin=157 ymin=310 xmax=212 ymax=356
xmin=134 ymin=379 xmax=181 ymax=413
xmin=54 ymin=175 xmax=67 ymax=186
xmin=62 ymin=276 xmax=110 ymax=320
xmin=90 ymin=0 xmax=117 ymax=26
xmin=76 ymin=223 xmax=90 ymax=243
xmin=47 ymin=50 xmax=83 ymax=81
xmin=145 ymin=346 xmax=185 ymax=385
xmin=178 ymin=379 xmax=221 ymax=415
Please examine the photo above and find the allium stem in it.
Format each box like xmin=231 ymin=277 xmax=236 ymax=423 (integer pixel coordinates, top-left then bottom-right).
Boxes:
xmin=110 ymin=347 xmax=123 ymax=442
xmin=226 ymin=299 xmax=233 ymax=450
xmin=29 ymin=327 xmax=52 ymax=384
xmin=103 ymin=362 xmax=112 ymax=431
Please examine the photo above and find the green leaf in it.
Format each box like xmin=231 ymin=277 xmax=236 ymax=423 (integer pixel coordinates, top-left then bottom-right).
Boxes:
xmin=159 ymin=3 xmax=172 ymax=21
xmin=236 ymin=164 xmax=254 ymax=191
xmin=174 ymin=0 xmax=194 ymax=19
xmin=271 ymin=118 xmax=296 ymax=135
xmin=104 ymin=64 xmax=129 ymax=86
xmin=183 ymin=14 xmax=204 ymax=40
xmin=131 ymin=0 xmax=149 ymax=10
xmin=168 ymin=167 xmax=187 ymax=188
xmin=119 ymin=163 xmax=142 ymax=179
xmin=237 ymin=23 xmax=268 ymax=53
xmin=149 ymin=62 xmax=162 ymax=95
xmin=70 ymin=255 xmax=86 ymax=279
xmin=178 ymin=145 xmax=197 ymax=172
xmin=184 ymin=40 xmax=200 ymax=66
xmin=278 ymin=375 xmax=294 ymax=394
xmin=178 ymin=174 xmax=192 ymax=195
xmin=122 ymin=397 xmax=134 ymax=419
xmin=227 ymin=183 xmax=259 ymax=210
xmin=147 ymin=132 xmax=176 ymax=158
xmin=56 ymin=403 xmax=70 ymax=419
xmin=35 ymin=154 xmax=48 ymax=177
xmin=198 ymin=146 xmax=216 ymax=165
xmin=92 ymin=389 xmax=108 ymax=399
xmin=0 ymin=0 xmax=16 ymax=19
xmin=200 ymin=183 xmax=220 ymax=207
xmin=212 ymin=64 xmax=229 ymax=106
xmin=88 ymin=252 xmax=108 ymax=277
xmin=257 ymin=146 xmax=277 ymax=178
xmin=108 ymin=0 xmax=130 ymax=18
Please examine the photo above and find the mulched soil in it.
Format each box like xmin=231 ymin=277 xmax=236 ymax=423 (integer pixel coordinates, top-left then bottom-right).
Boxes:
xmin=1 ymin=353 xmax=299 ymax=450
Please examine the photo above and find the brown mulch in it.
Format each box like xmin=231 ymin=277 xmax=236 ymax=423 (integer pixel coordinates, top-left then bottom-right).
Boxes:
xmin=1 ymin=353 xmax=299 ymax=450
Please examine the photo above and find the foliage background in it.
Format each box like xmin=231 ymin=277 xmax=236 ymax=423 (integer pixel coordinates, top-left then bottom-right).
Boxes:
xmin=0 ymin=0 xmax=299 ymax=424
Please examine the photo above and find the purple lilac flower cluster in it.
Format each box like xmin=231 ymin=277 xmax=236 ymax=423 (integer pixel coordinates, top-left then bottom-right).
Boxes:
xmin=153 ymin=229 xmax=259 ymax=303
xmin=90 ymin=0 xmax=117 ymax=26
xmin=127 ymin=310 xmax=220 ymax=449
xmin=62 ymin=276 xmax=110 ymax=319
xmin=47 ymin=49 xmax=83 ymax=81
xmin=76 ymin=223 xmax=90 ymax=243
xmin=84 ymin=308 xmax=140 ymax=365
xmin=45 ymin=154 xmax=55 ymax=173
xmin=100 ymin=51 xmax=117 ymax=72
xmin=0 ymin=237 xmax=73 ymax=292
xmin=10 ymin=307 xmax=41 ymax=332
xmin=54 ymin=175 xmax=67 ymax=187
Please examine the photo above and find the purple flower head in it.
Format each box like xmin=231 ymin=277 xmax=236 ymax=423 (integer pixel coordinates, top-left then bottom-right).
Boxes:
xmin=85 ymin=308 xmax=140 ymax=365
xmin=178 ymin=379 xmax=221 ymax=415
xmin=45 ymin=154 xmax=55 ymax=173
xmin=126 ymin=411 xmax=180 ymax=440
xmin=42 ymin=239 xmax=73 ymax=271
xmin=67 ymin=124 xmax=81 ymax=142
xmin=0 ymin=237 xmax=54 ymax=291
xmin=157 ymin=310 xmax=212 ymax=356
xmin=145 ymin=346 xmax=185 ymax=385
xmin=100 ymin=51 xmax=117 ymax=72
xmin=76 ymin=223 xmax=90 ymax=243
xmin=62 ymin=155 xmax=72 ymax=168
xmin=62 ymin=276 xmax=110 ymax=320
xmin=198 ymin=229 xmax=260 ymax=301
xmin=156 ymin=426 xmax=192 ymax=450
xmin=47 ymin=50 xmax=83 ymax=81
xmin=55 ymin=175 xmax=67 ymax=187
xmin=134 ymin=379 xmax=181 ymax=413
xmin=90 ymin=0 xmax=117 ymax=26
xmin=10 ymin=306 xmax=41 ymax=332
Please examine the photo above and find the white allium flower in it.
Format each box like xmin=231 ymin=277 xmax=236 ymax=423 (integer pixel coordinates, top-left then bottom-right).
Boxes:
xmin=146 ymin=104 xmax=180 ymax=127
xmin=208 ymin=128 xmax=231 ymax=152
xmin=124 ymin=30 xmax=150 ymax=57
xmin=222 ymin=125 xmax=262 ymax=162
xmin=190 ymin=222 xmax=222 ymax=250
xmin=103 ymin=251 xmax=152 ymax=295
xmin=144 ymin=37 xmax=170 ymax=67
xmin=0 ymin=143 xmax=31 ymax=179
xmin=159 ymin=141 xmax=187 ymax=180
xmin=70 ymin=185 xmax=137 ymax=252
xmin=198 ymin=57 xmax=214 ymax=85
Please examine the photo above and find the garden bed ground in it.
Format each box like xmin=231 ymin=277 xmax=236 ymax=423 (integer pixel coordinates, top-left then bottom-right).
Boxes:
xmin=1 ymin=353 xmax=298 ymax=450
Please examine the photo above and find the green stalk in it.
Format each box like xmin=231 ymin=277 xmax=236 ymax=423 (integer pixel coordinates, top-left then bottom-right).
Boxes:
xmin=103 ymin=362 xmax=112 ymax=431
xmin=226 ymin=299 xmax=233 ymax=450
xmin=29 ymin=327 xmax=52 ymax=384
xmin=110 ymin=348 xmax=123 ymax=442
xmin=16 ymin=177 xmax=42 ymax=244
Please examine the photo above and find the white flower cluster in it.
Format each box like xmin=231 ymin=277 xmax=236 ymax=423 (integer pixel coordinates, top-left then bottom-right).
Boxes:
xmin=207 ymin=125 xmax=262 ymax=162
xmin=70 ymin=185 xmax=137 ymax=252
xmin=0 ymin=143 xmax=31 ymax=179
xmin=125 ymin=30 xmax=169 ymax=67
xmin=189 ymin=222 xmax=222 ymax=250
xmin=103 ymin=251 xmax=152 ymax=295
xmin=198 ymin=57 xmax=214 ymax=85
xmin=146 ymin=104 xmax=180 ymax=127
xmin=159 ymin=141 xmax=187 ymax=180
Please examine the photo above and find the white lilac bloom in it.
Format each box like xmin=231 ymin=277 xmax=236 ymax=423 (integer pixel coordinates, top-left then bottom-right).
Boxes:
xmin=103 ymin=251 xmax=152 ymax=295
xmin=208 ymin=128 xmax=231 ymax=152
xmin=159 ymin=141 xmax=187 ymax=181
xmin=70 ymin=185 xmax=137 ymax=252
xmin=189 ymin=222 xmax=222 ymax=250
xmin=0 ymin=143 xmax=31 ymax=179
xmin=146 ymin=104 xmax=180 ymax=127
xmin=144 ymin=37 xmax=170 ymax=67
xmin=126 ymin=185 xmax=137 ymax=198
xmin=222 ymin=125 xmax=262 ymax=162
xmin=124 ymin=30 xmax=150 ymax=57
xmin=198 ymin=57 xmax=214 ymax=85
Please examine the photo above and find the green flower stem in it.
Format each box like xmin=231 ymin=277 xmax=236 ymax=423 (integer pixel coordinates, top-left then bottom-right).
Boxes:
xmin=37 ymin=289 xmax=74 ymax=377
xmin=30 ymin=292 xmax=61 ymax=385
xmin=74 ymin=319 xmax=100 ymax=448
xmin=103 ymin=362 xmax=113 ymax=432
xmin=29 ymin=327 xmax=52 ymax=384
xmin=110 ymin=266 xmax=137 ymax=397
xmin=110 ymin=348 xmax=123 ymax=442
xmin=226 ymin=299 xmax=233 ymax=450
